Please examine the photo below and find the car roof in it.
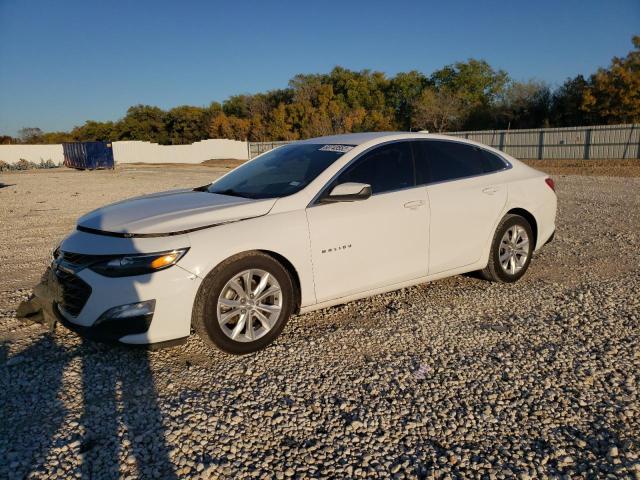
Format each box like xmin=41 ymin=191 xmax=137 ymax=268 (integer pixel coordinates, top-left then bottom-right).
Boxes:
xmin=294 ymin=131 xmax=520 ymax=167
xmin=297 ymin=132 xmax=417 ymax=145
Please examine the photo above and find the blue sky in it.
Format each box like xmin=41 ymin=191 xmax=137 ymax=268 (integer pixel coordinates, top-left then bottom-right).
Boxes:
xmin=0 ymin=0 xmax=638 ymax=136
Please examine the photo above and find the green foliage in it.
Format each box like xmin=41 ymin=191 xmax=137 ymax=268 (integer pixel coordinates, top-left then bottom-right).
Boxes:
xmin=116 ymin=105 xmax=167 ymax=143
xmin=14 ymin=158 xmax=33 ymax=170
xmin=6 ymin=36 xmax=639 ymax=144
xmin=387 ymin=71 xmax=431 ymax=130
xmin=550 ymin=75 xmax=594 ymax=127
xmin=41 ymin=131 xmax=74 ymax=143
xmin=17 ymin=127 xmax=43 ymax=143
xmin=165 ymin=105 xmax=210 ymax=145
xmin=38 ymin=158 xmax=57 ymax=168
xmin=71 ymin=120 xmax=117 ymax=142
xmin=495 ymin=80 xmax=552 ymax=129
xmin=431 ymin=59 xmax=509 ymax=110
xmin=412 ymin=88 xmax=465 ymax=132
xmin=3 ymin=158 xmax=59 ymax=171
xmin=582 ymin=35 xmax=640 ymax=124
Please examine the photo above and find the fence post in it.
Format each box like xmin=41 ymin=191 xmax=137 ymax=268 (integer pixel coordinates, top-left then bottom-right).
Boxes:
xmin=584 ymin=128 xmax=592 ymax=160
xmin=499 ymin=132 xmax=505 ymax=152
xmin=538 ymin=131 xmax=545 ymax=160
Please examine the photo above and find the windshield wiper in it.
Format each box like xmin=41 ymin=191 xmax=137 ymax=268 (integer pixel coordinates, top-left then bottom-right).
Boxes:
xmin=210 ymin=188 xmax=251 ymax=198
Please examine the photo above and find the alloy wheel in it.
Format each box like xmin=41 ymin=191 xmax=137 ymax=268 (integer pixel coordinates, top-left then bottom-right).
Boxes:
xmin=499 ymin=225 xmax=530 ymax=275
xmin=217 ymin=269 xmax=282 ymax=342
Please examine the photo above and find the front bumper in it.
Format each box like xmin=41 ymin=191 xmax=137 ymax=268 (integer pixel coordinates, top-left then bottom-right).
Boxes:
xmin=55 ymin=308 xmax=187 ymax=348
xmin=20 ymin=262 xmax=200 ymax=346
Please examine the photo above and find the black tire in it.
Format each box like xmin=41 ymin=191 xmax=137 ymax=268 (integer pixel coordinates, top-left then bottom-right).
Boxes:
xmin=192 ymin=252 xmax=295 ymax=354
xmin=480 ymin=214 xmax=534 ymax=283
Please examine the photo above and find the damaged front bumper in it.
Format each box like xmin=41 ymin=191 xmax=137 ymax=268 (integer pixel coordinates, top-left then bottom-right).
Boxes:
xmin=17 ymin=267 xmax=155 ymax=343
xmin=17 ymin=264 xmax=193 ymax=348
xmin=17 ymin=267 xmax=61 ymax=331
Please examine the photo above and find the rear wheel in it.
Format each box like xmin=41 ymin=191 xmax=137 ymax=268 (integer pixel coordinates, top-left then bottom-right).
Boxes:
xmin=480 ymin=214 xmax=534 ymax=283
xmin=193 ymin=252 xmax=295 ymax=354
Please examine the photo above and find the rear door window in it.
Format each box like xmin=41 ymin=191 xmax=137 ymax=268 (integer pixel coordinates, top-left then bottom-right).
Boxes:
xmin=336 ymin=142 xmax=414 ymax=194
xmin=413 ymin=140 xmax=504 ymax=184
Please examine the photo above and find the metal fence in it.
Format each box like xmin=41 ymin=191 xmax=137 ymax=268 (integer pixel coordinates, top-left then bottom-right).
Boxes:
xmin=247 ymin=141 xmax=294 ymax=159
xmin=248 ymin=124 xmax=640 ymax=160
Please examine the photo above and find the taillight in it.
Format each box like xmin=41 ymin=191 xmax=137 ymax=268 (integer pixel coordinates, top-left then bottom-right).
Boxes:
xmin=545 ymin=177 xmax=555 ymax=192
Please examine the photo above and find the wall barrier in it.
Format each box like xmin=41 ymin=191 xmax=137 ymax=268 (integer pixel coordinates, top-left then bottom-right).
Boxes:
xmin=0 ymin=139 xmax=248 ymax=165
xmin=112 ymin=139 xmax=248 ymax=164
xmin=0 ymin=144 xmax=64 ymax=164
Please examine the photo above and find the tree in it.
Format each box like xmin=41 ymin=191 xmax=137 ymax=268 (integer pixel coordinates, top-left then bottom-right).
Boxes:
xmin=41 ymin=131 xmax=74 ymax=143
xmin=222 ymin=95 xmax=251 ymax=118
xmin=268 ymin=104 xmax=297 ymax=140
xmin=71 ymin=121 xmax=116 ymax=142
xmin=165 ymin=106 xmax=209 ymax=144
xmin=411 ymin=88 xmax=466 ymax=132
xmin=582 ymin=35 xmax=640 ymax=124
xmin=116 ymin=105 xmax=168 ymax=143
xmin=431 ymin=59 xmax=509 ymax=110
xmin=387 ymin=71 xmax=430 ymax=129
xmin=248 ymin=114 xmax=269 ymax=142
xmin=496 ymin=80 xmax=552 ymax=129
xmin=209 ymin=112 xmax=250 ymax=140
xmin=549 ymin=75 xmax=592 ymax=126
xmin=18 ymin=127 xmax=43 ymax=143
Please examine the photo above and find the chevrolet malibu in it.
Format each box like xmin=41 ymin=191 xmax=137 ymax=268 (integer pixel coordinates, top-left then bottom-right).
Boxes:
xmin=30 ymin=132 xmax=557 ymax=354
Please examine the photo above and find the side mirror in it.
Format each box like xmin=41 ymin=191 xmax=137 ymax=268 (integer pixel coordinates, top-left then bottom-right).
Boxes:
xmin=321 ymin=182 xmax=372 ymax=203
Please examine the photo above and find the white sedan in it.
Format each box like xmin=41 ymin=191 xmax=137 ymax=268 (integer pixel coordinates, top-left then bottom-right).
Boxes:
xmin=30 ymin=132 xmax=557 ymax=354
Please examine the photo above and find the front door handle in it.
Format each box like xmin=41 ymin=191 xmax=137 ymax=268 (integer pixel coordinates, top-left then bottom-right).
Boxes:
xmin=404 ymin=200 xmax=425 ymax=209
xmin=482 ymin=186 xmax=500 ymax=195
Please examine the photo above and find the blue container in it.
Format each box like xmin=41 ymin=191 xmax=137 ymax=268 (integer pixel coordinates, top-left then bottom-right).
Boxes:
xmin=63 ymin=142 xmax=114 ymax=170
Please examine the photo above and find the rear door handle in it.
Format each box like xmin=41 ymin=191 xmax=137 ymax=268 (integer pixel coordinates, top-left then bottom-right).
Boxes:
xmin=404 ymin=200 xmax=425 ymax=209
xmin=482 ymin=186 xmax=500 ymax=195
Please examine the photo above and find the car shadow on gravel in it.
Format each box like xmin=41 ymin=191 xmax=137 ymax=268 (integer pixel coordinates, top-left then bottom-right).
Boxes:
xmin=0 ymin=333 xmax=178 ymax=479
xmin=78 ymin=340 xmax=177 ymax=479
xmin=0 ymin=335 xmax=72 ymax=478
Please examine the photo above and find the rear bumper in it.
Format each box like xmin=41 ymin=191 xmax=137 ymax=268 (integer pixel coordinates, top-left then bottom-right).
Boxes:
xmin=531 ymin=194 xmax=557 ymax=251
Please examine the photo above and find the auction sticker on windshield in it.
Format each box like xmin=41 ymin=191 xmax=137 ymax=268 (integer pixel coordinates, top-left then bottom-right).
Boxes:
xmin=318 ymin=145 xmax=354 ymax=153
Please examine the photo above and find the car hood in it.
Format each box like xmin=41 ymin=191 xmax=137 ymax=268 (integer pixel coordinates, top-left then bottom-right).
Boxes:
xmin=77 ymin=188 xmax=277 ymax=236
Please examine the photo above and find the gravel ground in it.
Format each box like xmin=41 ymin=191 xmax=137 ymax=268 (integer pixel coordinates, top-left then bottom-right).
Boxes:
xmin=1 ymin=167 xmax=639 ymax=479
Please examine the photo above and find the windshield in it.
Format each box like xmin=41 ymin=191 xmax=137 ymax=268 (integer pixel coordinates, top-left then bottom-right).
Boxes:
xmin=207 ymin=143 xmax=353 ymax=199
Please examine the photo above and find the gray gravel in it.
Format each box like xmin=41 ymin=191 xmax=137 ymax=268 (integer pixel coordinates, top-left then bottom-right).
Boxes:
xmin=1 ymin=170 xmax=639 ymax=479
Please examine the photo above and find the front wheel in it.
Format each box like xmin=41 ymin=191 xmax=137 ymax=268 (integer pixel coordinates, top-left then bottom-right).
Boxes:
xmin=192 ymin=252 xmax=295 ymax=354
xmin=480 ymin=214 xmax=534 ymax=283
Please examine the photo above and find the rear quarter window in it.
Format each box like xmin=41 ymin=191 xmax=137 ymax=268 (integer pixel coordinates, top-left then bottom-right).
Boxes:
xmin=477 ymin=148 xmax=508 ymax=173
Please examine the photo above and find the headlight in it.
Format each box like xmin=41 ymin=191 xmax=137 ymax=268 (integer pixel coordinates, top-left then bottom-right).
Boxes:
xmin=89 ymin=248 xmax=188 ymax=277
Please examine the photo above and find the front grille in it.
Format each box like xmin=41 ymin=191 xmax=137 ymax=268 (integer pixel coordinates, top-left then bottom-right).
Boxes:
xmin=59 ymin=251 xmax=107 ymax=268
xmin=55 ymin=269 xmax=92 ymax=317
